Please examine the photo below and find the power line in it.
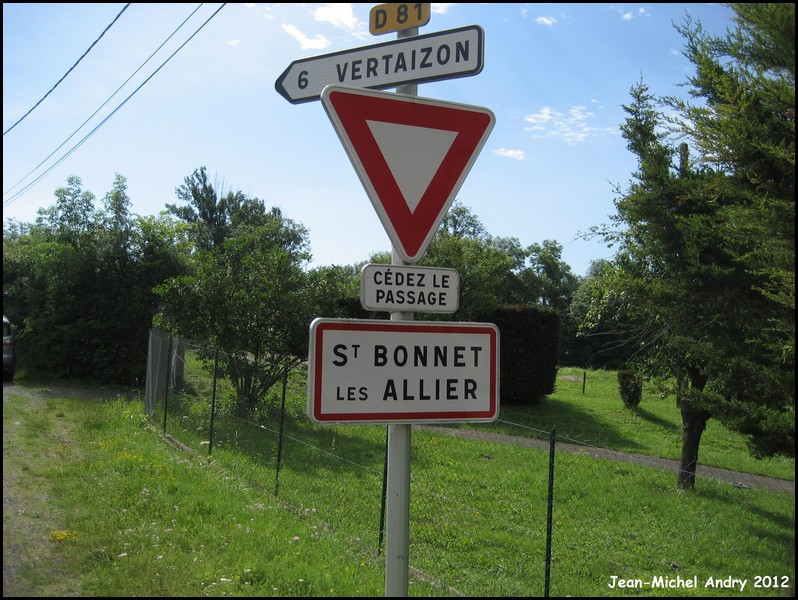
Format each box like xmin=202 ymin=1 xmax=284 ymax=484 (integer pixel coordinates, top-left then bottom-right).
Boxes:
xmin=3 ymin=4 xmax=227 ymax=209
xmin=2 ymin=4 xmax=205 ymax=200
xmin=3 ymin=4 xmax=131 ymax=137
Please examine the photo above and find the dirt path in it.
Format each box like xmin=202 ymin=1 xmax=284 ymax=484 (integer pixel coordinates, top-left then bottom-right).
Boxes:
xmin=2 ymin=381 xmax=127 ymax=597
xmin=3 ymin=382 xmax=65 ymax=597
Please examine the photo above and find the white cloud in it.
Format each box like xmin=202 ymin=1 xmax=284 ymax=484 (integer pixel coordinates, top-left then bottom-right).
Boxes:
xmin=495 ymin=148 xmax=525 ymax=161
xmin=535 ymin=16 xmax=557 ymax=27
xmin=245 ymin=3 xmax=273 ymax=20
xmin=313 ymin=3 xmax=359 ymax=30
xmin=621 ymin=7 xmax=649 ymax=21
xmin=432 ymin=3 xmax=456 ymax=15
xmin=280 ymin=23 xmax=329 ymax=50
xmin=524 ymin=106 xmax=556 ymax=126
xmin=523 ymin=105 xmax=617 ymax=143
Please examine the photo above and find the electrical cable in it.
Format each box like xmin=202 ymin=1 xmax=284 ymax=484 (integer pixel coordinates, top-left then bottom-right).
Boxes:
xmin=3 ymin=4 xmax=205 ymax=199
xmin=4 ymin=4 xmax=227 ymax=209
xmin=3 ymin=4 xmax=131 ymax=137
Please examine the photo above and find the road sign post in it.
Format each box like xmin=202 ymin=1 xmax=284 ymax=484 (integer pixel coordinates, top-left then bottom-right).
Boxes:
xmin=283 ymin=16 xmax=495 ymax=596
xmin=388 ymin=27 xmax=418 ymax=596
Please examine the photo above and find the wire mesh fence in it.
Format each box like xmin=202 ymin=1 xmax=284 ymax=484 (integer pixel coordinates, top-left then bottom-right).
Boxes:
xmin=145 ymin=332 xmax=795 ymax=597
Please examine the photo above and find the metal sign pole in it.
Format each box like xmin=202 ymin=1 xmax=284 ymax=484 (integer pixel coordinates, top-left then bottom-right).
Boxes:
xmin=385 ymin=25 xmax=417 ymax=599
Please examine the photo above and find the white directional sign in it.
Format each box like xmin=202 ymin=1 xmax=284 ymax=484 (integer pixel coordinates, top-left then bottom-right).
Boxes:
xmin=275 ymin=25 xmax=483 ymax=104
xmin=360 ymin=264 xmax=459 ymax=313
xmin=308 ymin=318 xmax=499 ymax=424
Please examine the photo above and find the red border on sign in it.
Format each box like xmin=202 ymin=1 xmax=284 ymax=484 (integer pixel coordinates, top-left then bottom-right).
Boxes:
xmin=310 ymin=320 xmax=498 ymax=423
xmin=323 ymin=87 xmax=494 ymax=262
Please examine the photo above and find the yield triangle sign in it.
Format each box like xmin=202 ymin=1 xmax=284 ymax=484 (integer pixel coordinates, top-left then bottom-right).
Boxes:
xmin=321 ymin=85 xmax=495 ymax=263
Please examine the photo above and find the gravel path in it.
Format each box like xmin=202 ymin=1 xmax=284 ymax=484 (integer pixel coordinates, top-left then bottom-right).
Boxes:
xmin=419 ymin=425 xmax=795 ymax=495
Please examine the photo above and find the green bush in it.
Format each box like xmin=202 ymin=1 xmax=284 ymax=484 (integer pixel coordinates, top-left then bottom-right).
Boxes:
xmin=478 ymin=304 xmax=560 ymax=405
xmin=617 ymin=369 xmax=642 ymax=407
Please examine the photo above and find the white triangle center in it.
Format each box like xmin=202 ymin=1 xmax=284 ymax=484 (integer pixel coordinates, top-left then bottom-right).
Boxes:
xmin=366 ymin=120 xmax=458 ymax=213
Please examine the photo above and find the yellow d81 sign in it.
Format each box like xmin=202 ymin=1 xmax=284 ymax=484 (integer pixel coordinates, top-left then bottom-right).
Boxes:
xmin=369 ymin=3 xmax=430 ymax=36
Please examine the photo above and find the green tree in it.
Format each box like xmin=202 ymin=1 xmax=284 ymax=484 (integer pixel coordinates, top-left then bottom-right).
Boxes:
xmin=155 ymin=202 xmax=316 ymax=414
xmin=486 ymin=236 xmax=581 ymax=363
xmin=668 ymin=3 xmax=795 ymax=462
xmin=517 ymin=240 xmax=580 ymax=311
xmin=306 ymin=264 xmax=365 ymax=319
xmin=166 ymin=166 xmax=271 ymax=251
xmin=371 ymin=202 xmax=579 ymax=323
xmin=420 ymin=235 xmax=514 ymax=321
xmin=565 ymin=259 xmax=642 ymax=369
xmin=37 ymin=175 xmax=97 ymax=242
xmin=3 ymin=175 xmax=187 ymax=383
xmin=438 ymin=200 xmax=488 ymax=239
xmin=419 ymin=202 xmax=515 ymax=320
xmin=586 ymin=4 xmax=794 ymax=488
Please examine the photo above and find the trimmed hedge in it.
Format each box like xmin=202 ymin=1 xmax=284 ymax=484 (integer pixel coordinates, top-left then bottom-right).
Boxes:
xmin=477 ymin=304 xmax=560 ymax=405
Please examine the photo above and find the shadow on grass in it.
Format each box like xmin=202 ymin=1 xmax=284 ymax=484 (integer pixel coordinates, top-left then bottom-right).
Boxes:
xmin=197 ymin=408 xmax=388 ymax=481
xmin=631 ymin=406 xmax=682 ymax=436
xmin=693 ymin=484 xmax=796 ymax=561
xmin=487 ymin=398 xmax=650 ymax=452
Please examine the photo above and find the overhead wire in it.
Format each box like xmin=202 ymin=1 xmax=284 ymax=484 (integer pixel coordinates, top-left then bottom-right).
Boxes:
xmin=3 ymin=4 xmax=131 ymax=137
xmin=3 ymin=3 xmax=227 ymax=209
xmin=3 ymin=3 xmax=206 ymax=200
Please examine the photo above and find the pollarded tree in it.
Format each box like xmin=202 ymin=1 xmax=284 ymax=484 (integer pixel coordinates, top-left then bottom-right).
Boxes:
xmin=165 ymin=166 xmax=231 ymax=251
xmin=166 ymin=166 xmax=275 ymax=252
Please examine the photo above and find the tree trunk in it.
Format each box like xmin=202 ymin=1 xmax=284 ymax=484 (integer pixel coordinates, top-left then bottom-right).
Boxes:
xmin=678 ymin=403 xmax=710 ymax=489
xmin=676 ymin=368 xmax=711 ymax=490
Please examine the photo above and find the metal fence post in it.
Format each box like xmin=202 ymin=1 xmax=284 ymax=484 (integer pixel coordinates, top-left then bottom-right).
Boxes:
xmin=274 ymin=364 xmax=289 ymax=497
xmin=162 ymin=335 xmax=173 ymax=434
xmin=208 ymin=346 xmax=219 ymax=455
xmin=545 ymin=427 xmax=556 ymax=596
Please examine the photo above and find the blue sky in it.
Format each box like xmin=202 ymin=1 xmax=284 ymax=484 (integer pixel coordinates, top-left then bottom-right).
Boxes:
xmin=3 ymin=3 xmax=736 ymax=276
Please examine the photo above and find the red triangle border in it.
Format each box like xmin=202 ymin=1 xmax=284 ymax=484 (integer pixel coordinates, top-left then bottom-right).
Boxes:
xmin=322 ymin=86 xmax=495 ymax=262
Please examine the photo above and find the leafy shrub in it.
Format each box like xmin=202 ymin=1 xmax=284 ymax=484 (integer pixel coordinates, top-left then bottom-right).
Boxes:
xmin=478 ymin=304 xmax=560 ymax=405
xmin=617 ymin=370 xmax=642 ymax=408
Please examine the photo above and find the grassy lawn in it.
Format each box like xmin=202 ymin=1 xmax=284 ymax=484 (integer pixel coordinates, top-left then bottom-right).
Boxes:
xmin=481 ymin=366 xmax=795 ymax=481
xmin=2 ymin=361 xmax=794 ymax=596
